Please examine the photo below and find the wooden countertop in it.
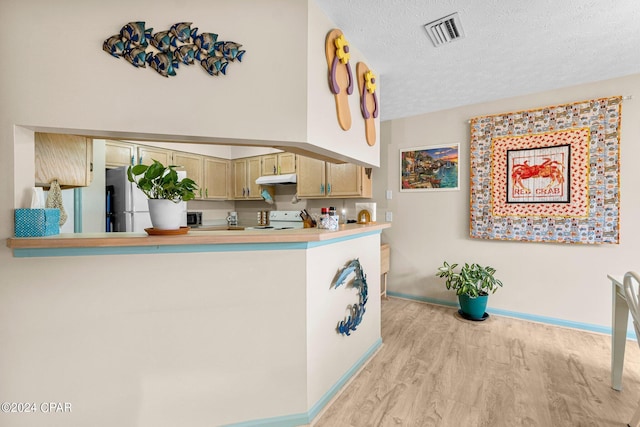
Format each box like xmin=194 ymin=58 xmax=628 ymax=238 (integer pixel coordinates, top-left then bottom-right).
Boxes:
xmin=6 ymin=222 xmax=390 ymax=250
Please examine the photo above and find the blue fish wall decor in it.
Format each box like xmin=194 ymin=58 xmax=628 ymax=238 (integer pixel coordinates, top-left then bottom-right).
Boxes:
xmin=123 ymin=45 xmax=148 ymax=68
xmin=175 ymin=44 xmax=197 ymax=65
xmin=333 ymin=259 xmax=369 ymax=336
xmin=170 ymin=22 xmax=198 ymax=43
xmin=200 ymin=56 xmax=228 ymax=76
xmin=193 ymin=32 xmax=219 ymax=56
xmin=103 ymin=35 xmax=125 ymax=58
xmin=150 ymin=30 xmax=172 ymax=53
xmin=120 ymin=22 xmax=152 ymax=47
xmin=147 ymin=51 xmax=178 ymax=77
xmin=103 ymin=21 xmax=245 ymax=77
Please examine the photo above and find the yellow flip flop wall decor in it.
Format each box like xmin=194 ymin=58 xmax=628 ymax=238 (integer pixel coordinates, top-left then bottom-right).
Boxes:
xmin=356 ymin=62 xmax=378 ymax=146
xmin=325 ymin=28 xmax=354 ymax=131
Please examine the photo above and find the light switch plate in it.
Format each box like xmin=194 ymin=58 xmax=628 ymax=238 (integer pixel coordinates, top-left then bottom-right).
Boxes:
xmin=386 ymin=190 xmax=392 ymax=200
xmin=385 ymin=211 xmax=393 ymax=222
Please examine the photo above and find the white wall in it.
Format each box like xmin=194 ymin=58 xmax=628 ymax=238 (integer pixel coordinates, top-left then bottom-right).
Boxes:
xmin=0 ymin=0 xmax=308 ymax=145
xmin=305 ymin=0 xmax=381 ymax=167
xmin=306 ymin=233 xmax=381 ymax=408
xmin=0 ymin=1 xmax=381 ymax=425
xmin=377 ymin=73 xmax=640 ymax=328
xmin=0 ymin=250 xmax=309 ymax=427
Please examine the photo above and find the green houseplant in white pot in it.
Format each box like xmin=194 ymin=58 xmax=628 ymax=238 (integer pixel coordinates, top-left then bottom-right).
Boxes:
xmin=436 ymin=261 xmax=503 ymax=320
xmin=127 ymin=160 xmax=198 ymax=230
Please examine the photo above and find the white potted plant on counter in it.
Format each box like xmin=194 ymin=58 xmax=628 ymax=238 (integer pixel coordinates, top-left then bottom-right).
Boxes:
xmin=127 ymin=160 xmax=198 ymax=230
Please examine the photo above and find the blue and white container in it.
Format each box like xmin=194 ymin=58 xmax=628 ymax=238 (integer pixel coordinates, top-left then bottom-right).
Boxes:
xmin=14 ymin=208 xmax=60 ymax=237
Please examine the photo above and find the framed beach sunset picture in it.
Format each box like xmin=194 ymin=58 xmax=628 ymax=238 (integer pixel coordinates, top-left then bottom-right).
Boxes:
xmin=400 ymin=143 xmax=460 ymax=192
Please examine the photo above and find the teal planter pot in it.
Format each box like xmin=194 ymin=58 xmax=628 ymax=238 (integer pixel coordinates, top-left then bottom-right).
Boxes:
xmin=458 ymin=294 xmax=488 ymax=320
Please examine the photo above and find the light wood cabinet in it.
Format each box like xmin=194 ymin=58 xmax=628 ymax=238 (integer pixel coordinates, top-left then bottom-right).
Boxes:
xmin=105 ymin=140 xmax=135 ymax=168
xmin=203 ymin=157 xmax=230 ymax=200
xmin=261 ymin=154 xmax=277 ymax=176
xmin=174 ymin=151 xmax=231 ymax=200
xmin=296 ymin=156 xmax=372 ymax=198
xmin=327 ymin=162 xmax=371 ymax=197
xmin=278 ymin=152 xmax=296 ymax=174
xmin=261 ymin=152 xmax=296 ymax=176
xmin=137 ymin=146 xmax=171 ymax=166
xmin=233 ymin=156 xmax=262 ymax=199
xmin=35 ymin=133 xmax=93 ymax=188
xmin=173 ymin=152 xmax=204 ymax=199
xmin=296 ymin=156 xmax=326 ymax=197
xmin=380 ymin=243 xmax=390 ymax=298
xmin=103 ymin=141 xmax=233 ymax=200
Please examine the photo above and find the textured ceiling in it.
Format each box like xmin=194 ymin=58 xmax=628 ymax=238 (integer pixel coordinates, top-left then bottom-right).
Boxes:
xmin=315 ymin=0 xmax=640 ymax=121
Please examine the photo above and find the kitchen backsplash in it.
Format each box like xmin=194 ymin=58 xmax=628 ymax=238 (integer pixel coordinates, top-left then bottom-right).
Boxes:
xmin=186 ymin=184 xmax=369 ymax=226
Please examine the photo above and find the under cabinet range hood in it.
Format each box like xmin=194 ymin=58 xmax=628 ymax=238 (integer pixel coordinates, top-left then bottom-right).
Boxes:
xmin=255 ymin=173 xmax=297 ymax=185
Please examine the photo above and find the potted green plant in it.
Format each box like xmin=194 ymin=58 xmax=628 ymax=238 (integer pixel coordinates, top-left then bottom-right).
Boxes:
xmin=127 ymin=160 xmax=198 ymax=230
xmin=436 ymin=261 xmax=503 ymax=320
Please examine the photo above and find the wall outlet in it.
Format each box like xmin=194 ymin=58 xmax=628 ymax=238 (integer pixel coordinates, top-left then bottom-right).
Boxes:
xmin=386 ymin=190 xmax=392 ymax=200
xmin=385 ymin=211 xmax=393 ymax=222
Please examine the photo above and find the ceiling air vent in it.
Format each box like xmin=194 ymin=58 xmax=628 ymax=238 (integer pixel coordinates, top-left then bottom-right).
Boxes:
xmin=424 ymin=12 xmax=465 ymax=47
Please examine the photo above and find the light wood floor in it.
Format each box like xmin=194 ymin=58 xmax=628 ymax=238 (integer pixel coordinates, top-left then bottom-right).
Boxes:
xmin=313 ymin=297 xmax=640 ymax=427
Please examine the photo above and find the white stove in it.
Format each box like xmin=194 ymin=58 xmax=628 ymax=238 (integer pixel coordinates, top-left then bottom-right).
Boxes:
xmin=245 ymin=211 xmax=304 ymax=230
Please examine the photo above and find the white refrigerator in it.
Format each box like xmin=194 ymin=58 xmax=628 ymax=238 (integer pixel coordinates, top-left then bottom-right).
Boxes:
xmin=106 ymin=166 xmax=187 ymax=232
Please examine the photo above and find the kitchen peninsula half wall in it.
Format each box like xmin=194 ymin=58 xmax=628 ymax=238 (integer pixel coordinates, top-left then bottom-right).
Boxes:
xmin=6 ymin=223 xmax=388 ymax=426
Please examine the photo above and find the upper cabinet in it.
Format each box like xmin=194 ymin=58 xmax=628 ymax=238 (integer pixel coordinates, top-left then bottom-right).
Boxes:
xmin=105 ymin=142 xmax=171 ymax=168
xmin=203 ymin=157 xmax=230 ymax=200
xmin=278 ymin=152 xmax=296 ymax=174
xmin=296 ymin=156 xmax=326 ymax=197
xmin=35 ymin=133 xmax=93 ymax=188
xmin=137 ymin=146 xmax=171 ymax=166
xmin=105 ymin=140 xmax=135 ymax=168
xmin=326 ymin=162 xmax=371 ymax=198
xmin=296 ymin=155 xmax=372 ymax=199
xmin=104 ymin=140 xmax=229 ymax=200
xmin=101 ymin=143 xmax=371 ymax=202
xmin=173 ymin=152 xmax=204 ymax=199
xmin=233 ymin=156 xmax=262 ymax=199
xmin=261 ymin=152 xmax=296 ymax=176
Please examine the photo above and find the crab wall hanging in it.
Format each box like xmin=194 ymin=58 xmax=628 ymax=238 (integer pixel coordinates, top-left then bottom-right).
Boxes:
xmin=103 ymin=21 xmax=246 ymax=77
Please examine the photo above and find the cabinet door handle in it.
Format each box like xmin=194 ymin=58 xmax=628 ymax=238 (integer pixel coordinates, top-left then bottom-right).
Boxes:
xmin=205 ymin=188 xmax=208 ymax=198
xmin=138 ymin=156 xmax=142 ymax=165
xmin=328 ymin=183 xmax=331 ymax=194
xmin=273 ymin=165 xmax=276 ymax=174
xmin=130 ymin=155 xmax=135 ymax=166
xmin=247 ymin=187 xmax=250 ymax=197
xmin=320 ymin=184 xmax=324 ymax=194
xmin=242 ymin=188 xmax=246 ymax=197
